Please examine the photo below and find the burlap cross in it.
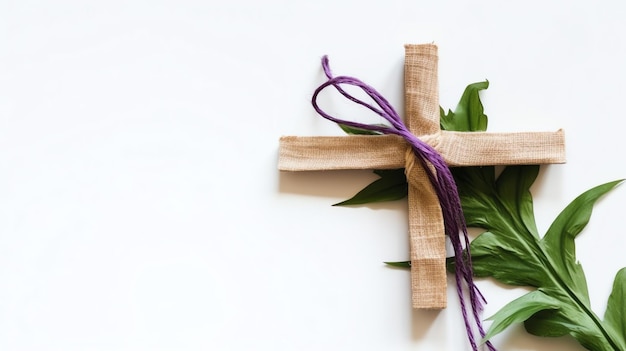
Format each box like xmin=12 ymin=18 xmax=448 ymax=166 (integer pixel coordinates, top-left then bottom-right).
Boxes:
xmin=278 ymin=44 xmax=565 ymax=309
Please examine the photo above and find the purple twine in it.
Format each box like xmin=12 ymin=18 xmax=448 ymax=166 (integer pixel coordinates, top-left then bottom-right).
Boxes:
xmin=312 ymin=56 xmax=496 ymax=351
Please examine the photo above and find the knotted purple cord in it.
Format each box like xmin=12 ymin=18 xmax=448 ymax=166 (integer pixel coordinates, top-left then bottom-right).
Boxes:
xmin=312 ymin=56 xmax=496 ymax=351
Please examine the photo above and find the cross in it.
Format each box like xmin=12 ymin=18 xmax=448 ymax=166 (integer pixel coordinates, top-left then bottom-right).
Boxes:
xmin=278 ymin=44 xmax=565 ymax=309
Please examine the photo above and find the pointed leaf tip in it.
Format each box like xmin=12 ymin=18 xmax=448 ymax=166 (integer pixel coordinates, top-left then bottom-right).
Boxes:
xmin=603 ymin=267 xmax=626 ymax=350
xmin=385 ymin=261 xmax=411 ymax=268
xmin=440 ymin=81 xmax=489 ymax=132
xmin=333 ymin=169 xmax=407 ymax=206
xmin=482 ymin=290 xmax=561 ymax=343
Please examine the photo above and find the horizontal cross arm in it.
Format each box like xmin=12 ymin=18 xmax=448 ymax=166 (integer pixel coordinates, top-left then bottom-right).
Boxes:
xmin=279 ymin=129 xmax=565 ymax=171
xmin=439 ymin=129 xmax=566 ymax=166
xmin=278 ymin=135 xmax=406 ymax=171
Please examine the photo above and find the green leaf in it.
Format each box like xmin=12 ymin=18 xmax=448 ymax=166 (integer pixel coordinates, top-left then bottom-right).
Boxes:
xmin=523 ymin=303 xmax=617 ymax=351
xmin=496 ymin=165 xmax=540 ymax=237
xmin=456 ymin=169 xmax=626 ymax=350
xmin=384 ymin=261 xmax=411 ymax=268
xmin=465 ymin=231 xmax=546 ymax=286
xmin=440 ymin=80 xmax=489 ymax=132
xmin=543 ymin=179 xmax=622 ymax=253
xmin=604 ymin=268 xmax=626 ymax=350
xmin=524 ymin=309 xmax=571 ymax=337
xmin=333 ymin=169 xmax=407 ymax=206
xmin=452 ymin=166 xmax=499 ymax=229
xmin=483 ymin=289 xmax=561 ymax=342
xmin=542 ymin=180 xmax=623 ymax=299
xmin=338 ymin=123 xmax=385 ymax=135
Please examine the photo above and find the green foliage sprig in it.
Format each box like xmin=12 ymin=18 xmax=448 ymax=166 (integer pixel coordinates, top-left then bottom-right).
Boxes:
xmin=335 ymin=82 xmax=626 ymax=350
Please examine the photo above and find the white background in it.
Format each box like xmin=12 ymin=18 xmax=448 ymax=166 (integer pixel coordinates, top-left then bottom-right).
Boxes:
xmin=1 ymin=1 xmax=625 ymax=350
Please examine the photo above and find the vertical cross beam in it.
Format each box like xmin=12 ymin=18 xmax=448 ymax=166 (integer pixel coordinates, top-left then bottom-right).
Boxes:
xmin=404 ymin=44 xmax=447 ymax=307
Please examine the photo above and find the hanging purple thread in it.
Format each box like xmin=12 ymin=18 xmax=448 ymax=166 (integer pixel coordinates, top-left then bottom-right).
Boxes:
xmin=311 ymin=56 xmax=496 ymax=351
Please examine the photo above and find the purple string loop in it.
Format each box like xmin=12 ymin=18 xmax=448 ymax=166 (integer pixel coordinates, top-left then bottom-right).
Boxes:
xmin=312 ymin=55 xmax=496 ymax=351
